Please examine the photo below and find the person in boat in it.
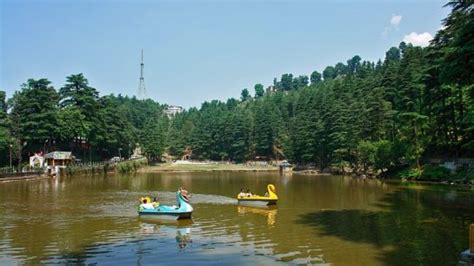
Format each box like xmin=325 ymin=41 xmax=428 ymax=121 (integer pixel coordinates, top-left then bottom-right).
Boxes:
xmin=152 ymin=197 xmax=160 ymax=207
xmin=246 ymin=189 xmax=253 ymax=197
xmin=179 ymin=187 xmax=190 ymax=198
xmin=238 ymin=188 xmax=246 ymax=198
xmin=140 ymin=198 xmax=155 ymax=210
xmin=264 ymin=191 xmax=269 ymax=197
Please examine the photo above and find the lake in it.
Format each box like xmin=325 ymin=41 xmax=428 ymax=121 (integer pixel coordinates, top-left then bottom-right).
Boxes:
xmin=0 ymin=172 xmax=473 ymax=265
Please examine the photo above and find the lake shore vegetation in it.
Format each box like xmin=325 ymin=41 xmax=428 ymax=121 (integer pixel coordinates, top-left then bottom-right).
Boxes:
xmin=0 ymin=1 xmax=473 ymax=184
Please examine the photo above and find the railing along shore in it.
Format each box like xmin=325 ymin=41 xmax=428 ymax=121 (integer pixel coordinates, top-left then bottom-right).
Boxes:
xmin=0 ymin=157 xmax=148 ymax=178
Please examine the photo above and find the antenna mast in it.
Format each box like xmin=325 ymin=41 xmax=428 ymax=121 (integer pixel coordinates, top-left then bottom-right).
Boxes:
xmin=137 ymin=49 xmax=147 ymax=99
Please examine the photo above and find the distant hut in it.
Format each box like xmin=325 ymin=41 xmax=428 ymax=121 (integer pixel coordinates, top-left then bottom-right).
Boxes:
xmin=29 ymin=153 xmax=45 ymax=168
xmin=45 ymin=151 xmax=73 ymax=176
xmin=279 ymin=161 xmax=293 ymax=172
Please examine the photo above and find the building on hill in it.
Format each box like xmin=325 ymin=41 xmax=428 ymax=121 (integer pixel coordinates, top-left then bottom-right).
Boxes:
xmin=164 ymin=105 xmax=184 ymax=117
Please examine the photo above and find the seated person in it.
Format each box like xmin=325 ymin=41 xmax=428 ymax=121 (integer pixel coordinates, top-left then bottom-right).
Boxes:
xmin=246 ymin=190 xmax=253 ymax=197
xmin=264 ymin=192 xmax=269 ymax=197
xmin=238 ymin=188 xmax=246 ymax=198
xmin=179 ymin=187 xmax=190 ymax=201
xmin=152 ymin=197 xmax=160 ymax=207
xmin=140 ymin=199 xmax=156 ymax=210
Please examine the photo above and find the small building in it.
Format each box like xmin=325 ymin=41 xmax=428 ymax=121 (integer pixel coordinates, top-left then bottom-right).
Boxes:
xmin=279 ymin=161 xmax=293 ymax=172
xmin=45 ymin=151 xmax=73 ymax=176
xmin=164 ymin=105 xmax=184 ymax=117
xmin=29 ymin=153 xmax=45 ymax=168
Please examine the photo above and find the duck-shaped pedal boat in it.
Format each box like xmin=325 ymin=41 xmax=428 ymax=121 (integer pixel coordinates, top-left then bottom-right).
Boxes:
xmin=138 ymin=190 xmax=193 ymax=220
xmin=237 ymin=184 xmax=278 ymax=208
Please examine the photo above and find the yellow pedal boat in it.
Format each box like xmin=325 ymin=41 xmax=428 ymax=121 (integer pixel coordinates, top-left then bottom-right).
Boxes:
xmin=237 ymin=184 xmax=278 ymax=207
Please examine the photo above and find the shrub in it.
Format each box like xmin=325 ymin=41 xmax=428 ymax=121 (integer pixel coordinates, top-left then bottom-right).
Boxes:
xmin=397 ymin=167 xmax=422 ymax=180
xmin=420 ymin=165 xmax=451 ymax=181
xmin=116 ymin=158 xmax=148 ymax=173
xmin=452 ymin=167 xmax=474 ymax=183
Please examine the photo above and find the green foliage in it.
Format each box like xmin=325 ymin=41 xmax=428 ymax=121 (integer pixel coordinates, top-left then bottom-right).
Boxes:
xmin=397 ymin=165 xmax=452 ymax=181
xmin=347 ymin=55 xmax=361 ymax=74
xmin=159 ymin=1 xmax=473 ymax=174
xmin=385 ymin=47 xmax=400 ymax=63
xmin=240 ymin=88 xmax=251 ymax=101
xmin=334 ymin=62 xmax=347 ymax=77
xmin=310 ymin=71 xmax=322 ymax=85
xmin=420 ymin=165 xmax=451 ymax=181
xmin=2 ymin=73 xmax=168 ymax=165
xmin=254 ymin=84 xmax=264 ymax=98
xmin=374 ymin=140 xmax=395 ymax=172
xmin=323 ymin=66 xmax=336 ymax=80
xmin=280 ymin=73 xmax=294 ymax=91
xmin=356 ymin=141 xmax=377 ymax=171
xmin=0 ymin=91 xmax=10 ymax=166
xmin=116 ymin=158 xmax=148 ymax=173
xmin=141 ymin=116 xmax=167 ymax=161
xmin=9 ymin=79 xmax=59 ymax=164
xmin=1 ymin=2 xmax=472 ymax=179
xmin=294 ymin=75 xmax=309 ymax=88
xmin=397 ymin=167 xmax=423 ymax=180
xmin=56 ymin=106 xmax=90 ymax=143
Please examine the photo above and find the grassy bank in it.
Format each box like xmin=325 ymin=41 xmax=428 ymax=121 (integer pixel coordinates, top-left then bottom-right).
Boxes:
xmin=64 ymin=158 xmax=148 ymax=176
xmin=116 ymin=158 xmax=148 ymax=173
xmin=140 ymin=162 xmax=278 ymax=173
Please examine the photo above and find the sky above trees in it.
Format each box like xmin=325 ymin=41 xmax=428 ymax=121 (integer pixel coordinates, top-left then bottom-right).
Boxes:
xmin=1 ymin=0 xmax=448 ymax=108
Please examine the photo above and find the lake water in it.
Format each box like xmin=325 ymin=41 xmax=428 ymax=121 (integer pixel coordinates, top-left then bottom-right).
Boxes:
xmin=0 ymin=172 xmax=473 ymax=265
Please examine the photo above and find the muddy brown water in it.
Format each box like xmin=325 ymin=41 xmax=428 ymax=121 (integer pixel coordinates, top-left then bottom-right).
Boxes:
xmin=1 ymin=172 xmax=473 ymax=265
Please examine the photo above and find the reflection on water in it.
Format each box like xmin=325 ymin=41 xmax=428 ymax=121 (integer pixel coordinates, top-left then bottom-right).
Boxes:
xmin=176 ymin=227 xmax=192 ymax=250
xmin=138 ymin=219 xmax=193 ymax=250
xmin=237 ymin=205 xmax=278 ymax=226
xmin=0 ymin=172 xmax=473 ymax=265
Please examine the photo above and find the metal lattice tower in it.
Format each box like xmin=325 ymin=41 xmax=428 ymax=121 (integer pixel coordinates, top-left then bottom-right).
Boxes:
xmin=137 ymin=49 xmax=147 ymax=99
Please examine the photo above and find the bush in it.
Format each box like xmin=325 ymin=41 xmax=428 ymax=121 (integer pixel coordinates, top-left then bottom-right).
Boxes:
xmin=420 ymin=165 xmax=451 ymax=181
xmin=397 ymin=165 xmax=451 ymax=181
xmin=116 ymin=158 xmax=148 ymax=173
xmin=451 ymin=166 xmax=474 ymax=183
xmin=117 ymin=161 xmax=131 ymax=173
xmin=397 ymin=167 xmax=423 ymax=180
xmin=330 ymin=160 xmax=351 ymax=174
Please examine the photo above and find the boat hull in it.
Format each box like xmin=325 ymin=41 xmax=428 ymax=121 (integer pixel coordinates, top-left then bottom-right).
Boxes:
xmin=237 ymin=199 xmax=277 ymax=208
xmin=138 ymin=191 xmax=193 ymax=220
xmin=236 ymin=184 xmax=279 ymax=208
xmin=138 ymin=211 xmax=192 ymax=220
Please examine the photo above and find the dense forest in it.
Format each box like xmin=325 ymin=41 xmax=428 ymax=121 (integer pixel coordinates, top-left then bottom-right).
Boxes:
xmin=0 ymin=1 xmax=473 ymax=179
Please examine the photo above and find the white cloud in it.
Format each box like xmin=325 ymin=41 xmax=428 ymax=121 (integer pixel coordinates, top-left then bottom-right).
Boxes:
xmin=403 ymin=32 xmax=433 ymax=47
xmin=382 ymin=14 xmax=402 ymax=36
xmin=390 ymin=15 xmax=402 ymax=28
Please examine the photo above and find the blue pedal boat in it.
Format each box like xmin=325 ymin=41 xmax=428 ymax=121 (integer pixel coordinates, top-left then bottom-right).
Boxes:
xmin=138 ymin=191 xmax=193 ymax=220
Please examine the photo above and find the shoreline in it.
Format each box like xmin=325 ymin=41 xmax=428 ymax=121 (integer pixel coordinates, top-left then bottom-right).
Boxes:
xmin=138 ymin=162 xmax=279 ymax=173
xmin=139 ymin=163 xmax=473 ymax=188
xmin=0 ymin=174 xmax=49 ymax=183
xmin=1 ymin=163 xmax=471 ymax=189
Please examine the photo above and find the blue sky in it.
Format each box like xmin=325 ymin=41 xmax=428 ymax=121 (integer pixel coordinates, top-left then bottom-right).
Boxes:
xmin=1 ymin=0 xmax=448 ymax=108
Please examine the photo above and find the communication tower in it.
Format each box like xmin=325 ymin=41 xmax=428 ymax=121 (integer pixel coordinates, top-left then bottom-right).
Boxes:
xmin=137 ymin=49 xmax=147 ymax=99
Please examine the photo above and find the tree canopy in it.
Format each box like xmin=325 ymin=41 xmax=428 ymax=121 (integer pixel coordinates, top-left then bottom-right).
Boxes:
xmin=1 ymin=1 xmax=472 ymax=173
